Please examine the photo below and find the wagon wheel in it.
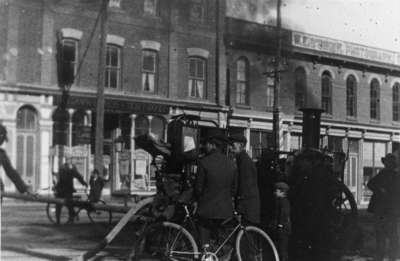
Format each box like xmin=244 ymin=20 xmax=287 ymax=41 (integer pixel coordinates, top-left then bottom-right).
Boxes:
xmin=328 ymin=181 xmax=359 ymax=253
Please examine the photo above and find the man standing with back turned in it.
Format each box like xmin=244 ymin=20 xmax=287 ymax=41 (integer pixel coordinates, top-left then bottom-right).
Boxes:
xmin=230 ymin=133 xmax=260 ymax=225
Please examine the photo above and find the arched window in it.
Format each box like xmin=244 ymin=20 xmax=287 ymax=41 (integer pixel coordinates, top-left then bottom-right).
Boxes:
xmin=346 ymin=75 xmax=357 ymax=117
xmin=370 ymin=79 xmax=380 ymax=120
xmin=236 ymin=58 xmax=249 ymax=105
xmin=16 ymin=106 xmax=38 ymax=189
xmin=135 ymin=116 xmax=149 ymax=137
xmin=17 ymin=106 xmax=38 ymax=130
xmin=150 ymin=116 xmax=165 ymax=140
xmin=295 ymin=67 xmax=306 ymax=109
xmin=321 ymin=71 xmax=332 ymax=114
xmin=393 ymin=83 xmax=400 ymax=122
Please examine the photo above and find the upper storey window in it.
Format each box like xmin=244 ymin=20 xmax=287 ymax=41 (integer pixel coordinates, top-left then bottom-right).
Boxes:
xmin=144 ymin=0 xmax=159 ymax=16
xmin=105 ymin=44 xmax=121 ymax=89
xmin=295 ymin=67 xmax=306 ymax=109
xmin=58 ymin=39 xmax=78 ymax=87
xmin=370 ymin=78 xmax=380 ymax=120
xmin=393 ymin=82 xmax=400 ymax=122
xmin=190 ymin=0 xmax=205 ymax=22
xmin=236 ymin=58 xmax=249 ymax=105
xmin=346 ymin=75 xmax=357 ymax=117
xmin=142 ymin=50 xmax=158 ymax=93
xmin=321 ymin=71 xmax=332 ymax=114
xmin=188 ymin=57 xmax=206 ymax=99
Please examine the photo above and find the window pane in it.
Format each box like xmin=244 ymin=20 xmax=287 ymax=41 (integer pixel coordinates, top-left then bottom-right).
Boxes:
xmin=143 ymin=51 xmax=156 ymax=72
xmin=16 ymin=136 xmax=24 ymax=174
xmin=110 ymin=47 xmax=119 ymax=66
xmin=374 ymin=142 xmax=386 ymax=168
xmin=142 ymin=73 xmax=155 ymax=92
xmin=63 ymin=41 xmax=76 ymax=62
xmin=150 ymin=117 xmax=164 ymax=140
xmin=26 ymin=135 xmax=34 ymax=177
xmin=144 ymin=0 xmax=157 ymax=15
xmin=189 ymin=59 xmax=196 ymax=77
xmin=196 ymin=60 xmax=204 ymax=78
xmin=110 ymin=70 xmax=117 ymax=88
xmin=237 ymin=60 xmax=246 ymax=81
xmin=196 ymin=80 xmax=204 ymax=98
xmin=135 ymin=116 xmax=149 ymax=136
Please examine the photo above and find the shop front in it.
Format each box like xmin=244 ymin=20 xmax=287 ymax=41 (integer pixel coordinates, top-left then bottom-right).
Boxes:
xmin=52 ymin=94 xmax=170 ymax=196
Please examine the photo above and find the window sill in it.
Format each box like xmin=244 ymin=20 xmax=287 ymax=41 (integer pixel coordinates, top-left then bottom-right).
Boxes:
xmin=392 ymin=121 xmax=400 ymax=126
xmin=369 ymin=119 xmax=380 ymax=125
xmin=235 ymin=104 xmax=251 ymax=110
xmin=321 ymin=113 xmax=333 ymax=119
xmin=346 ymin=116 xmax=357 ymax=122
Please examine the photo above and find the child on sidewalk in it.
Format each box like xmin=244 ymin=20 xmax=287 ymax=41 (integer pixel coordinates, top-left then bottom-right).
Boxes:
xmin=271 ymin=182 xmax=291 ymax=261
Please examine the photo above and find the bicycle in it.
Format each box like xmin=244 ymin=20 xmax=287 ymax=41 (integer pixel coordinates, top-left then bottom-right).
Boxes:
xmin=129 ymin=202 xmax=280 ymax=261
xmin=46 ymin=189 xmax=112 ymax=226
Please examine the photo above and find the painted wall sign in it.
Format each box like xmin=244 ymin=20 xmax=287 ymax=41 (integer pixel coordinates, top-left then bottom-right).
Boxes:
xmin=292 ymin=31 xmax=400 ymax=66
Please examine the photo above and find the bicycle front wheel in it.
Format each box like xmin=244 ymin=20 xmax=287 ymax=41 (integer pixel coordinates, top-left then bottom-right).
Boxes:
xmin=236 ymin=225 xmax=280 ymax=261
xmin=87 ymin=200 xmax=112 ymax=226
xmin=130 ymin=221 xmax=199 ymax=261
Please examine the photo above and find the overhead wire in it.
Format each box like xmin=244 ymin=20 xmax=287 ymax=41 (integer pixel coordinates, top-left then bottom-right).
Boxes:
xmin=73 ymin=1 xmax=104 ymax=82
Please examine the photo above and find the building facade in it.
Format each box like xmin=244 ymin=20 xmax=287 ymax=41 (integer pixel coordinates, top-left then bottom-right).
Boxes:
xmin=225 ymin=16 xmax=400 ymax=205
xmin=1 ymin=0 xmax=400 ymax=205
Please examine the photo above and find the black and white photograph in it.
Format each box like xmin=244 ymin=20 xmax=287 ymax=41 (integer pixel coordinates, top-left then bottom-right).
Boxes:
xmin=1 ymin=0 xmax=400 ymax=260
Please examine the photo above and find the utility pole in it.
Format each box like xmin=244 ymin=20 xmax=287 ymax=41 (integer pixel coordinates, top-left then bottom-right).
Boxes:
xmin=272 ymin=0 xmax=282 ymax=151
xmin=94 ymin=0 xmax=108 ymax=178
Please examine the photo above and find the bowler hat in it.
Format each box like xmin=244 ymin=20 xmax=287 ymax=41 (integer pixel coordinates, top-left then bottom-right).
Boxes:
xmin=381 ymin=153 xmax=397 ymax=164
xmin=274 ymin=182 xmax=290 ymax=192
xmin=229 ymin=133 xmax=247 ymax=144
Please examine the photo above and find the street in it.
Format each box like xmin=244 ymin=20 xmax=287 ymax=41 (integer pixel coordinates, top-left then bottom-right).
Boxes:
xmin=1 ymin=199 xmax=138 ymax=260
xmin=1 ymin=198 xmax=393 ymax=261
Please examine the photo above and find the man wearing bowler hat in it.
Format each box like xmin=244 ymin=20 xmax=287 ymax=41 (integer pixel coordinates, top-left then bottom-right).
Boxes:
xmin=194 ymin=135 xmax=237 ymax=248
xmin=229 ymin=133 xmax=260 ymax=225
xmin=367 ymin=153 xmax=400 ymax=261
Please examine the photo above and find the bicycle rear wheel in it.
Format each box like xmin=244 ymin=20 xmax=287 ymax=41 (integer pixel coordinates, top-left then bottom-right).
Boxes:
xmin=130 ymin=221 xmax=199 ymax=261
xmin=236 ymin=226 xmax=279 ymax=261
xmin=46 ymin=203 xmax=69 ymax=224
xmin=87 ymin=200 xmax=112 ymax=225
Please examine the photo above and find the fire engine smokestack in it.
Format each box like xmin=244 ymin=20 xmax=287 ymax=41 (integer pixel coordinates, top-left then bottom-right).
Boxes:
xmin=300 ymin=108 xmax=324 ymax=149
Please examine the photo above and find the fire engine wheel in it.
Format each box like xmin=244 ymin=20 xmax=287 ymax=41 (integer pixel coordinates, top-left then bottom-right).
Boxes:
xmin=236 ymin=225 xmax=280 ymax=261
xmin=331 ymin=182 xmax=358 ymax=224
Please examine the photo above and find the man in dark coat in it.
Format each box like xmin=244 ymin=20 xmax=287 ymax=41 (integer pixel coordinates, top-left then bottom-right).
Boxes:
xmin=0 ymin=124 xmax=31 ymax=194
xmin=367 ymin=153 xmax=400 ymax=261
xmin=54 ymin=158 xmax=88 ymax=224
xmin=230 ymin=133 xmax=260 ymax=225
xmin=195 ymin=136 xmax=237 ymax=247
xmin=88 ymin=169 xmax=105 ymax=203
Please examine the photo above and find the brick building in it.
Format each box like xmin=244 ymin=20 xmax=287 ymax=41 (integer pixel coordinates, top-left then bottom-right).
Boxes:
xmin=1 ymin=0 xmax=400 ymax=204
xmin=0 ymin=0 xmax=228 ymax=195
xmin=225 ymin=16 xmax=400 ymax=205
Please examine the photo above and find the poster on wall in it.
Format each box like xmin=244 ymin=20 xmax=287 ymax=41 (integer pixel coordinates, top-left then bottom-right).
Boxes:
xmin=118 ymin=151 xmax=130 ymax=191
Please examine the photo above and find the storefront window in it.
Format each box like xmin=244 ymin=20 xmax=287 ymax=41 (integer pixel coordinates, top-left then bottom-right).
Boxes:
xmin=328 ymin=136 xmax=343 ymax=152
xmin=150 ymin=116 xmax=165 ymax=140
xmin=362 ymin=141 xmax=386 ymax=203
xmin=135 ymin=116 xmax=149 ymax=138
xmin=250 ymin=130 xmax=273 ymax=160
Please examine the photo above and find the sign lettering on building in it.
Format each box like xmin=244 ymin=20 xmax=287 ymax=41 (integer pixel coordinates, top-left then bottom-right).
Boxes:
xmin=292 ymin=31 xmax=400 ymax=66
xmin=54 ymin=96 xmax=170 ymax=114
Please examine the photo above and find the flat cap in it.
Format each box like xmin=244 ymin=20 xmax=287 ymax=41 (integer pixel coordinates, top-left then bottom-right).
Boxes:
xmin=274 ymin=182 xmax=290 ymax=192
xmin=229 ymin=133 xmax=247 ymax=144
